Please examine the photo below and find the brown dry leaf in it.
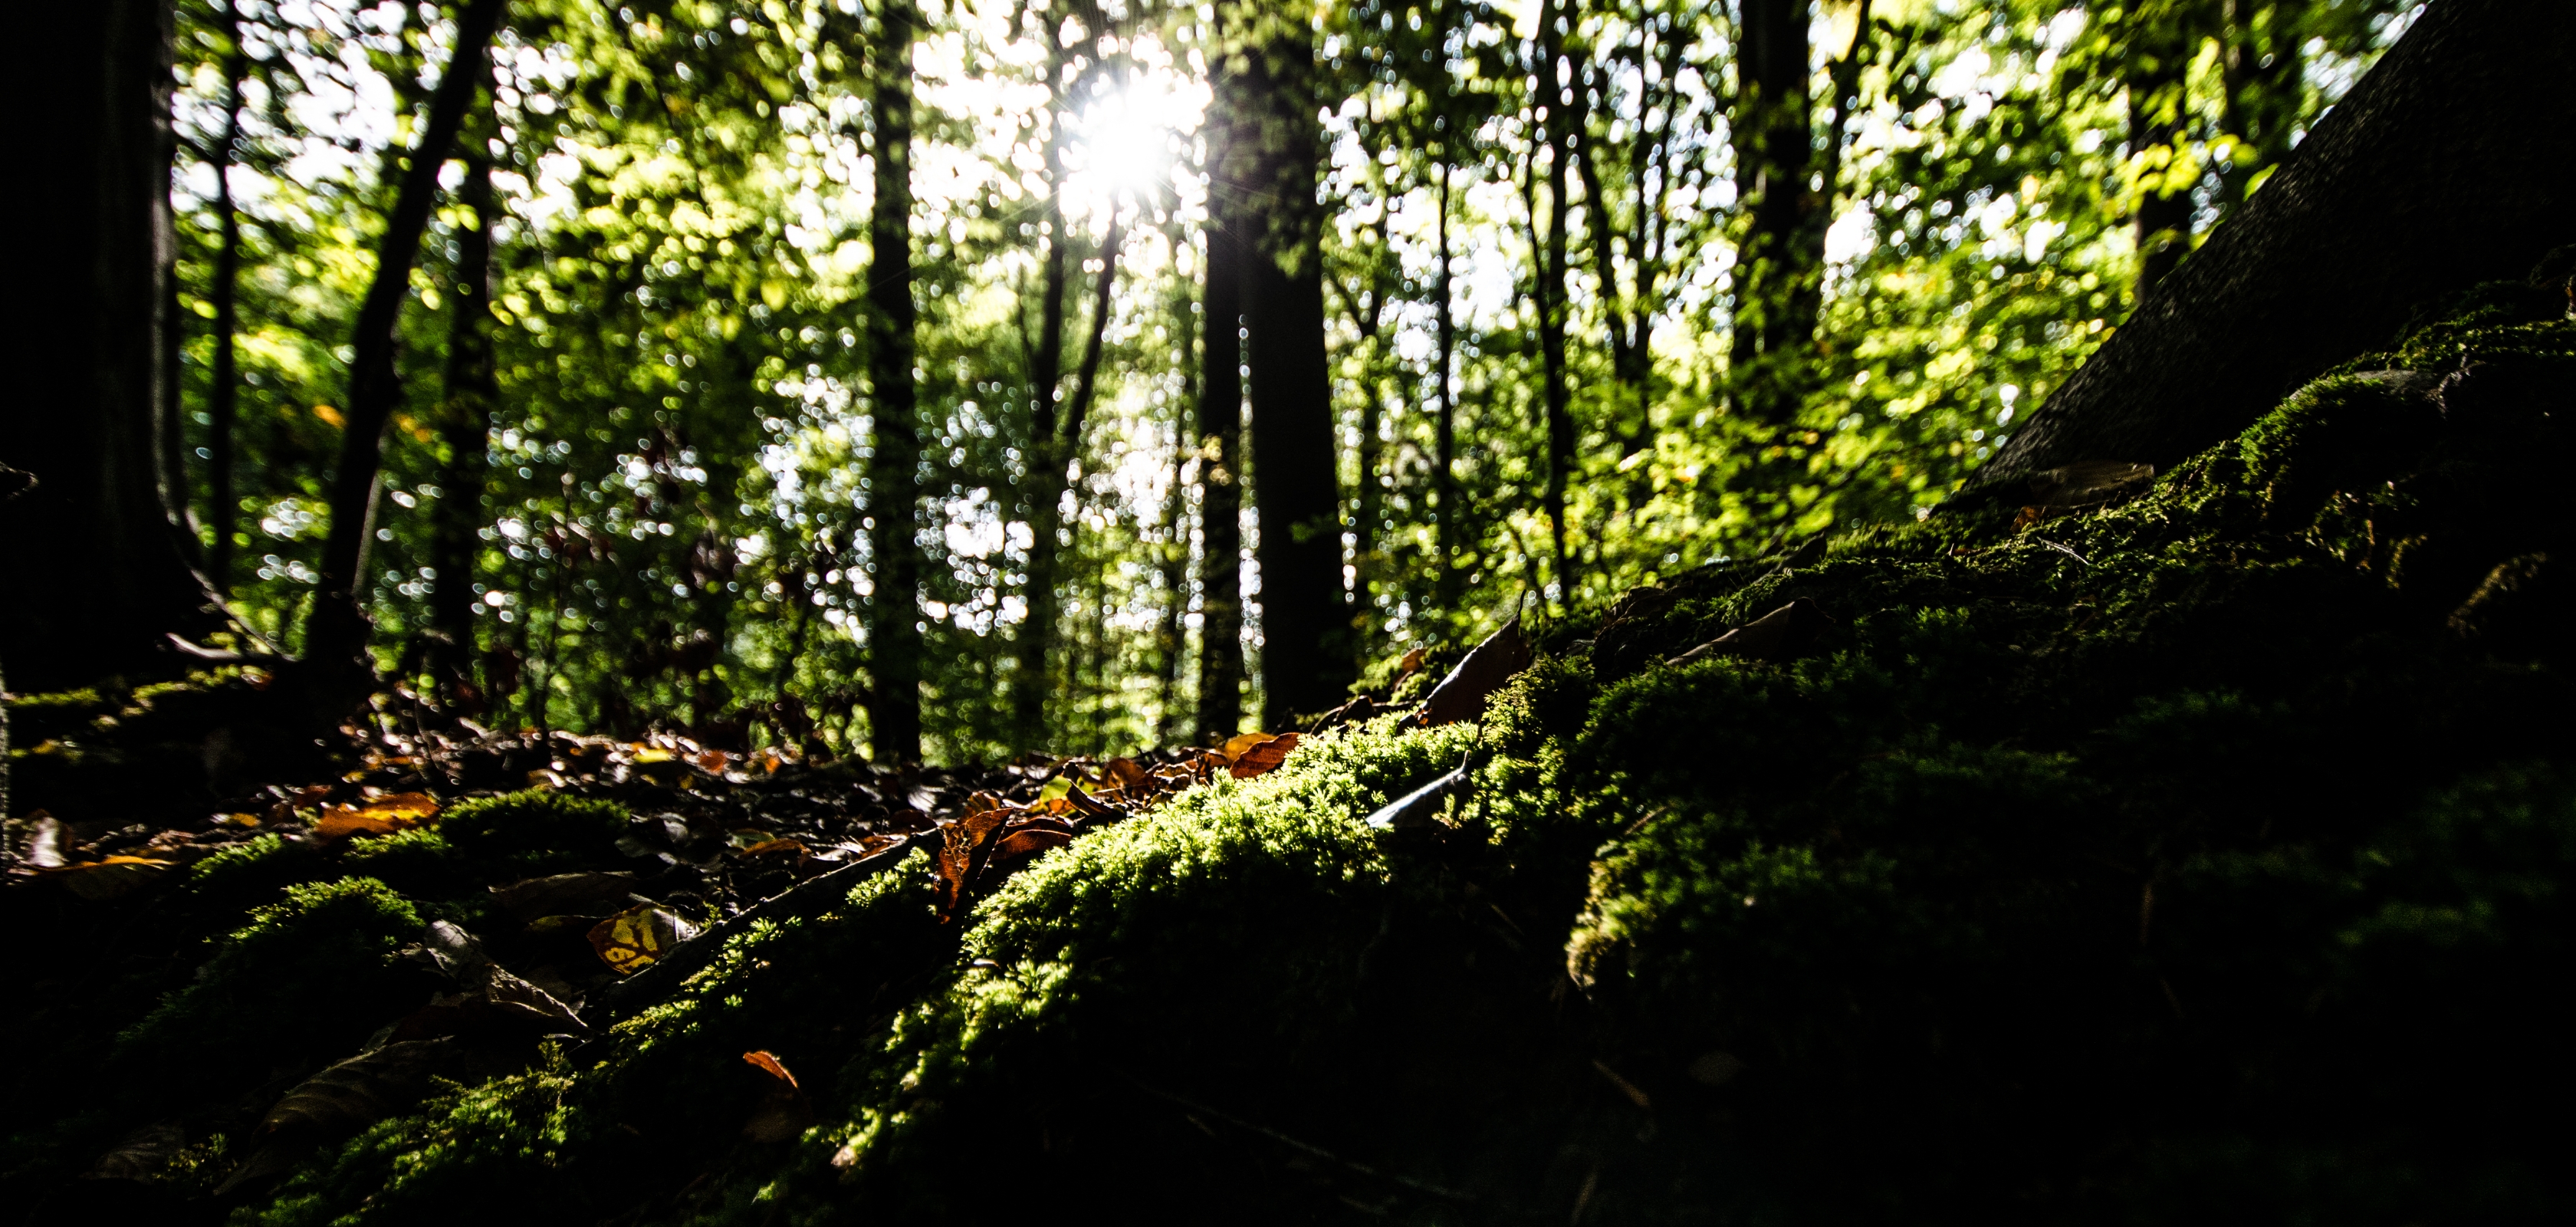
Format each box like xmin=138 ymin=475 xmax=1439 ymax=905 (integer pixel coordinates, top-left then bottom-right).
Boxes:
xmin=1418 ymin=618 xmax=1534 ymax=727
xmin=488 ymin=872 xmax=638 ymax=923
xmin=313 ymin=792 xmax=440 ymax=844
xmin=742 ymin=1049 xmax=799 ymax=1088
xmin=1398 ymin=646 xmax=1427 ymax=676
xmin=741 ymin=1051 xmax=813 ymax=1143
xmin=740 ymin=838 xmax=808 ymax=858
xmin=1227 ymin=732 xmax=1302 ymax=779
xmin=44 ymin=855 xmax=177 ymax=901
xmin=932 ymin=808 xmax=1017 ymax=922
xmin=586 ymin=904 xmax=702 ymax=976
xmin=1103 ymin=757 xmax=1149 ymax=791
xmin=1217 ymin=732 xmax=1277 ymax=763
xmin=220 ymin=1039 xmax=463 ymax=1194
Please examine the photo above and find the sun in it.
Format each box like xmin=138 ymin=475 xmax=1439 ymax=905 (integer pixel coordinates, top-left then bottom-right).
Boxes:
xmin=1071 ymin=84 xmax=1174 ymax=205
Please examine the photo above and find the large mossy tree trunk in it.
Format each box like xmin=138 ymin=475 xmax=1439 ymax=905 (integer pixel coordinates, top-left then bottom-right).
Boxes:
xmin=1976 ymin=0 xmax=2576 ymax=495
xmin=0 ymin=0 xmax=218 ymax=693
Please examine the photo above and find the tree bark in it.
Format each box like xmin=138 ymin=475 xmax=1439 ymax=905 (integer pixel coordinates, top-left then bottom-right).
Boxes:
xmin=1154 ymin=265 xmax=1196 ymax=742
xmin=304 ymin=0 xmax=508 ymax=692
xmin=0 ymin=0 xmax=215 ymax=692
xmin=1432 ymin=161 xmax=1460 ymax=610
xmin=1729 ymin=0 xmax=1819 ymax=428
xmin=205 ymin=3 xmax=249 ymax=597
xmin=1230 ymin=8 xmax=1354 ymax=729
xmin=1974 ymin=0 xmax=2576 ymax=495
xmin=1009 ymin=27 xmax=1077 ymax=751
xmin=2124 ymin=10 xmax=2194 ymax=298
xmin=1194 ymin=97 xmax=1248 ymax=742
xmin=866 ymin=0 xmax=923 ymax=764
xmin=429 ymin=129 xmax=498 ymax=702
xmin=1528 ymin=0 xmax=1578 ymax=600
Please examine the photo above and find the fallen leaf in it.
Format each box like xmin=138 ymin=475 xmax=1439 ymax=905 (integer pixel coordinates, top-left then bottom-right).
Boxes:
xmin=1102 ymin=757 xmax=1150 ymax=792
xmin=742 ymin=1049 xmax=799 ymax=1088
xmin=1398 ymin=647 xmax=1427 ymax=676
xmin=994 ymin=823 xmax=1076 ymax=860
xmin=1217 ymin=732 xmax=1276 ymax=762
xmin=44 ymin=856 xmax=176 ymax=901
xmin=1227 ymin=732 xmax=1301 ymax=779
xmin=220 ymin=1039 xmax=465 ymax=1194
xmin=741 ymin=1050 xmax=813 ymax=1143
xmin=932 ymin=805 xmax=1017 ymax=923
xmin=1418 ymin=617 xmax=1534 ymax=727
xmin=314 ymin=792 xmax=440 ymax=844
xmin=489 ymin=872 xmax=639 ymax=923
xmin=587 ymin=904 xmax=702 ymax=975
xmin=741 ymin=838 xmax=808 ymax=857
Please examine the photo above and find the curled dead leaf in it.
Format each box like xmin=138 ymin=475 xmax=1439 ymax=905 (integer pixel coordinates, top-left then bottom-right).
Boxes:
xmin=2027 ymin=460 xmax=2154 ymax=508
xmin=1227 ymin=732 xmax=1301 ymax=779
xmin=741 ymin=1050 xmax=813 ymax=1143
xmin=1418 ymin=618 xmax=1533 ymax=727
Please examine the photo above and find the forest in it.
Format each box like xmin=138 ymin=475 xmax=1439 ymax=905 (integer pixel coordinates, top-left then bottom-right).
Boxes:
xmin=3 ymin=0 xmax=2571 ymax=1221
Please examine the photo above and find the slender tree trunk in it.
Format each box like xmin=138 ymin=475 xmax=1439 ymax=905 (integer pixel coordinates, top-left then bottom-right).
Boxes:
xmin=1730 ymin=0 xmax=1819 ymax=428
xmin=1433 ymin=161 xmax=1460 ymax=610
xmin=2217 ymin=0 xmax=2307 ymax=214
xmin=1010 ymin=33 xmax=1076 ymax=749
xmin=1194 ymin=107 xmax=1247 ymax=741
xmin=1233 ymin=9 xmax=1353 ymax=729
xmin=305 ymin=0 xmax=508 ymax=692
xmin=2126 ymin=12 xmax=2193 ymax=298
xmin=866 ymin=0 xmax=923 ymax=764
xmin=1 ymin=0 xmax=215 ymax=691
xmin=429 ymin=137 xmax=498 ymax=702
xmin=1529 ymin=8 xmax=1578 ymax=597
xmin=1153 ymin=267 xmax=1195 ymax=741
xmin=205 ymin=6 xmax=248 ymax=596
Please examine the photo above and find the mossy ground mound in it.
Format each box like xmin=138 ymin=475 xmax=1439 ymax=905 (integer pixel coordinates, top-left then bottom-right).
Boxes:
xmin=8 ymin=291 xmax=2571 ymax=1225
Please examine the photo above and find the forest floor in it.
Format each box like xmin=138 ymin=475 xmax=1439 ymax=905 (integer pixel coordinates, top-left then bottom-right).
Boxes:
xmin=5 ymin=280 xmax=2574 ymax=1226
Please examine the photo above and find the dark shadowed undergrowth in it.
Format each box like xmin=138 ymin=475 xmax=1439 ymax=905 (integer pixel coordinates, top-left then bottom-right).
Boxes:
xmin=9 ymin=289 xmax=2572 ymax=1225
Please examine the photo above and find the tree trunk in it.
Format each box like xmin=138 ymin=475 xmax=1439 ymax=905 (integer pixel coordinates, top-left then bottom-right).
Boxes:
xmin=1009 ymin=29 xmax=1076 ymax=751
xmin=1729 ymin=0 xmax=1819 ymax=428
xmin=2125 ymin=11 xmax=2194 ymax=298
xmin=205 ymin=5 xmax=248 ymax=597
xmin=429 ymin=121 xmax=497 ymax=702
xmin=1231 ymin=10 xmax=1354 ymax=729
xmin=1975 ymin=0 xmax=2576 ymax=495
xmin=304 ymin=0 xmax=508 ymax=692
xmin=1154 ymin=266 xmax=1196 ymax=742
xmin=1433 ymin=161 xmax=1460 ymax=610
xmin=0 ymin=0 xmax=215 ymax=692
xmin=1195 ymin=104 xmax=1247 ymax=742
xmin=866 ymin=0 xmax=923 ymax=764
xmin=1530 ymin=4 xmax=1579 ymax=597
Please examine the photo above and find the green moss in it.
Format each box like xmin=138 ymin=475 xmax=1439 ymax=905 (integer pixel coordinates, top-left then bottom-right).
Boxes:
xmin=341 ymin=827 xmax=468 ymax=898
xmin=117 ymin=878 xmax=425 ymax=1106
xmin=437 ymin=788 xmax=628 ymax=867
xmin=209 ymin=306 xmax=2576 ymax=1224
